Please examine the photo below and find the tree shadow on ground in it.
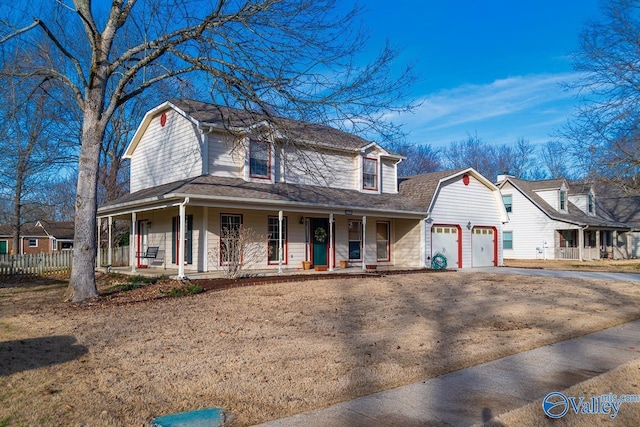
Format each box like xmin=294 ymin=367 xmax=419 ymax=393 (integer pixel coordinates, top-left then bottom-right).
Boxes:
xmin=0 ymin=277 xmax=67 ymax=289
xmin=0 ymin=335 xmax=88 ymax=376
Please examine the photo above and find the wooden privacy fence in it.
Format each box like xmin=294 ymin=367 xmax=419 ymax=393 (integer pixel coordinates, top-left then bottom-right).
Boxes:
xmin=0 ymin=251 xmax=73 ymax=278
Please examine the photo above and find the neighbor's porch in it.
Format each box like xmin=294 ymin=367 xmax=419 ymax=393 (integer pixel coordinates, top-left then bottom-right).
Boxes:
xmin=554 ymin=228 xmax=628 ymax=260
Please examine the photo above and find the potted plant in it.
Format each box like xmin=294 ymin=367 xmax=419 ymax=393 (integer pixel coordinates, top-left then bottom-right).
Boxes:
xmin=339 ymin=260 xmax=348 ymax=269
xmin=302 ymin=260 xmax=311 ymax=270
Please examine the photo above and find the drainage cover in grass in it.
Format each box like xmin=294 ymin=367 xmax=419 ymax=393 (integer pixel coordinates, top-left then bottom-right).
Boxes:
xmin=152 ymin=407 xmax=228 ymax=427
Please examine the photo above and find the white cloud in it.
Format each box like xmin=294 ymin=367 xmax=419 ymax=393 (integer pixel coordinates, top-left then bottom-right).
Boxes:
xmin=391 ymin=73 xmax=582 ymax=147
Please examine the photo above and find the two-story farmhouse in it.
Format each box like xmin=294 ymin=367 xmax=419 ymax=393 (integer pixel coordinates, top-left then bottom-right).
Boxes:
xmin=497 ymin=176 xmax=630 ymax=260
xmin=97 ymin=99 xmax=507 ymax=276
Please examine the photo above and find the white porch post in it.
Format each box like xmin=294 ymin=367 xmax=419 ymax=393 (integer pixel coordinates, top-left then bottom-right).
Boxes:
xmin=178 ymin=202 xmax=186 ymax=279
xmin=361 ymin=215 xmax=367 ymax=271
xmin=612 ymin=230 xmax=618 ymax=259
xmin=108 ymin=216 xmax=113 ymax=266
xmin=596 ymin=230 xmax=601 ymax=259
xmin=131 ymin=212 xmax=137 ymax=273
xmin=329 ymin=213 xmax=334 ymax=272
xmin=578 ymin=227 xmax=584 ymax=261
xmin=96 ymin=218 xmax=101 ymax=268
xmin=278 ymin=210 xmax=283 ymax=274
xmin=420 ymin=219 xmax=427 ymax=268
xmin=202 ymin=207 xmax=208 ymax=272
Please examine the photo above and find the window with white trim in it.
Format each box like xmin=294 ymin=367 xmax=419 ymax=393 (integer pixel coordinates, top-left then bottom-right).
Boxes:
xmin=220 ymin=214 xmax=242 ymax=265
xmin=502 ymin=194 xmax=512 ymax=213
xmin=376 ymin=222 xmax=390 ymax=261
xmin=348 ymin=220 xmax=362 ymax=260
xmin=28 ymin=238 xmax=38 ymax=248
xmin=363 ymin=158 xmax=377 ymax=190
xmin=588 ymin=193 xmax=595 ymax=214
xmin=559 ymin=190 xmax=567 ymax=211
xmin=249 ymin=139 xmax=270 ymax=179
xmin=503 ymin=231 xmax=513 ymax=250
xmin=267 ymin=216 xmax=287 ymax=264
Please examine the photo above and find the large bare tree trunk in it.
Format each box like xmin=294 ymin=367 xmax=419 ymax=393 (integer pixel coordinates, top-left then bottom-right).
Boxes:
xmin=68 ymin=95 xmax=105 ymax=302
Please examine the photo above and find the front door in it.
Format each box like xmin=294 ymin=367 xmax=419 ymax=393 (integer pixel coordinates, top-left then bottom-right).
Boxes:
xmin=311 ymin=218 xmax=329 ymax=267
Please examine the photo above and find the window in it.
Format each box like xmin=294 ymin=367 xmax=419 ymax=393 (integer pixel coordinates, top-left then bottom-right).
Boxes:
xmin=559 ymin=190 xmax=567 ymax=211
xmin=249 ymin=139 xmax=270 ymax=178
xmin=502 ymin=195 xmax=512 ymax=213
xmin=51 ymin=238 xmax=57 ymax=251
xmin=348 ymin=220 xmax=362 ymax=260
xmin=503 ymin=231 xmax=513 ymax=250
xmin=588 ymin=194 xmax=595 ymax=214
xmin=172 ymin=215 xmax=193 ymax=264
xmin=28 ymin=238 xmax=38 ymax=248
xmin=376 ymin=222 xmax=390 ymax=261
xmin=363 ymin=158 xmax=377 ymax=190
xmin=267 ymin=216 xmax=287 ymax=264
xmin=220 ymin=214 xmax=242 ymax=265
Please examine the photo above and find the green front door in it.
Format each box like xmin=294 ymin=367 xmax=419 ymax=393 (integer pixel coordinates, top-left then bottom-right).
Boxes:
xmin=0 ymin=240 xmax=6 ymax=254
xmin=311 ymin=218 xmax=328 ymax=267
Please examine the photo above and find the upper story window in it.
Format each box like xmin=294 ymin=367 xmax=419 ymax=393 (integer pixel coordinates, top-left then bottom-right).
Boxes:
xmin=502 ymin=194 xmax=512 ymax=213
xmin=363 ymin=157 xmax=377 ymax=190
xmin=588 ymin=193 xmax=595 ymax=214
xmin=249 ymin=139 xmax=270 ymax=179
xmin=559 ymin=190 xmax=567 ymax=212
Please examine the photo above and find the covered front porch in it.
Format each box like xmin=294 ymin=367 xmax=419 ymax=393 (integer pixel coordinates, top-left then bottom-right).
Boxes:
xmin=97 ymin=198 xmax=427 ymax=279
xmin=554 ymin=228 xmax=629 ymax=260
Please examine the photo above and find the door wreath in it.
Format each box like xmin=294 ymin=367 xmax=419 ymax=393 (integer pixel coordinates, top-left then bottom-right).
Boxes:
xmin=314 ymin=227 xmax=327 ymax=243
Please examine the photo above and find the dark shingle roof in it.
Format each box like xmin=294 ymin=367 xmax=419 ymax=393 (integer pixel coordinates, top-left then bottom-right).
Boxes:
xmin=0 ymin=224 xmax=47 ymax=237
xmin=169 ymin=99 xmax=378 ymax=152
xmin=503 ymin=178 xmax=629 ymax=229
xmin=398 ymin=169 xmax=467 ymax=210
xmin=100 ymin=175 xmax=425 ymax=215
xmin=38 ymin=221 xmax=75 ymax=240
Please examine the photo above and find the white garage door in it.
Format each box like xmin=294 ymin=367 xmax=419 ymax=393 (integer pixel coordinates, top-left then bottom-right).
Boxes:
xmin=472 ymin=227 xmax=495 ymax=267
xmin=431 ymin=226 xmax=459 ymax=268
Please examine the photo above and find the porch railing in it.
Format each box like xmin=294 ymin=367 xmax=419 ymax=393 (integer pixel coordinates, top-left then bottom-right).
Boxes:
xmin=98 ymin=245 xmax=130 ymax=267
xmin=554 ymin=246 xmax=580 ymax=260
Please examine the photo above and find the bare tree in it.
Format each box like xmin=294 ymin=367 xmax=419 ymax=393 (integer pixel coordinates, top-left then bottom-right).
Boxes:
xmin=562 ymin=0 xmax=640 ymax=193
xmin=0 ymin=0 xmax=416 ymax=301
xmin=387 ymin=141 xmax=442 ymax=176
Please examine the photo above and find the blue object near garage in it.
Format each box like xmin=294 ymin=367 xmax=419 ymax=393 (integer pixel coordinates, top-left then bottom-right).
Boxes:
xmin=152 ymin=407 xmax=228 ymax=427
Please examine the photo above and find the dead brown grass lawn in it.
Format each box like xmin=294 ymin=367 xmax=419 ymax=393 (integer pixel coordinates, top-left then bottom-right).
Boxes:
xmin=2 ymin=271 xmax=640 ymax=426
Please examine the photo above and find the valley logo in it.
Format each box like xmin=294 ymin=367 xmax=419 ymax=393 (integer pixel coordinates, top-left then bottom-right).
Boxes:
xmin=543 ymin=391 xmax=640 ymax=419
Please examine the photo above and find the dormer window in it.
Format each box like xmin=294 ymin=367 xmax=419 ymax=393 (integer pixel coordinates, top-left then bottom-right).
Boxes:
xmin=363 ymin=157 xmax=377 ymax=190
xmin=249 ymin=139 xmax=270 ymax=179
xmin=559 ymin=190 xmax=567 ymax=211
xmin=588 ymin=193 xmax=595 ymax=214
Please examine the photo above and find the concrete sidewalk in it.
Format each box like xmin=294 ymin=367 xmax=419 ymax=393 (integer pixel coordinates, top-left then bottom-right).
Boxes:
xmin=255 ymin=319 xmax=640 ymax=426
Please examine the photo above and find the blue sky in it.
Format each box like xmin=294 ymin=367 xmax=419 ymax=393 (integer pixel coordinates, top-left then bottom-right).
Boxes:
xmin=358 ymin=0 xmax=602 ymax=147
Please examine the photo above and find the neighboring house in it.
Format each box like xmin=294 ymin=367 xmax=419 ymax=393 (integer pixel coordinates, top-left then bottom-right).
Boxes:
xmin=97 ymin=99 xmax=508 ymax=276
xmin=596 ymin=184 xmax=640 ymax=259
xmin=497 ymin=176 xmax=630 ymax=260
xmin=400 ymin=169 xmax=509 ymax=268
xmin=0 ymin=221 xmax=74 ymax=254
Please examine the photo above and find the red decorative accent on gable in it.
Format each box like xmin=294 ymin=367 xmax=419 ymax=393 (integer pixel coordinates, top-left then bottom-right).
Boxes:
xmin=462 ymin=174 xmax=470 ymax=186
xmin=160 ymin=112 xmax=167 ymax=127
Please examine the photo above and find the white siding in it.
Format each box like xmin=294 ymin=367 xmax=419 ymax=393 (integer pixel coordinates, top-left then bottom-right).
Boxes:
xmin=427 ymin=174 xmax=504 ymax=268
xmin=282 ymin=147 xmax=357 ymax=189
xmin=501 ymin=182 xmax=579 ymax=260
xmin=130 ymin=110 xmax=203 ymax=193
xmin=568 ymin=194 xmax=590 ymax=215
xmin=394 ymin=219 xmax=422 ymax=267
xmin=207 ymin=131 xmax=244 ymax=178
xmin=536 ymin=189 xmax=559 ymax=211
xmin=381 ymin=159 xmax=398 ymax=194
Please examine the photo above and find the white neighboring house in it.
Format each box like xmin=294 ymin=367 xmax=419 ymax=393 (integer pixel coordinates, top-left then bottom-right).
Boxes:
xmin=596 ymin=184 xmax=640 ymax=259
xmin=399 ymin=169 xmax=509 ymax=268
xmin=497 ymin=176 xmax=631 ymax=260
xmin=97 ymin=99 xmax=509 ymax=276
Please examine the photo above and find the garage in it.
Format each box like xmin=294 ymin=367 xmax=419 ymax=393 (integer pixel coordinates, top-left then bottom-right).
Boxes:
xmin=472 ymin=227 xmax=496 ymax=267
xmin=431 ymin=225 xmax=460 ymax=268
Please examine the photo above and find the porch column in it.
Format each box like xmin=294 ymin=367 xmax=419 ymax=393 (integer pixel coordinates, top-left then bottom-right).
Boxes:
xmin=595 ymin=230 xmax=601 ymax=259
xmin=178 ymin=202 xmax=186 ymax=279
xmin=108 ymin=216 xmax=113 ymax=266
xmin=612 ymin=230 xmax=618 ymax=259
xmin=578 ymin=227 xmax=584 ymax=261
xmin=361 ymin=215 xmax=367 ymax=271
xmin=278 ymin=210 xmax=283 ymax=274
xmin=202 ymin=207 xmax=208 ymax=272
xmin=131 ymin=211 xmax=137 ymax=273
xmin=420 ymin=219 xmax=427 ymax=268
xmin=96 ymin=218 xmax=101 ymax=268
xmin=329 ymin=213 xmax=334 ymax=272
